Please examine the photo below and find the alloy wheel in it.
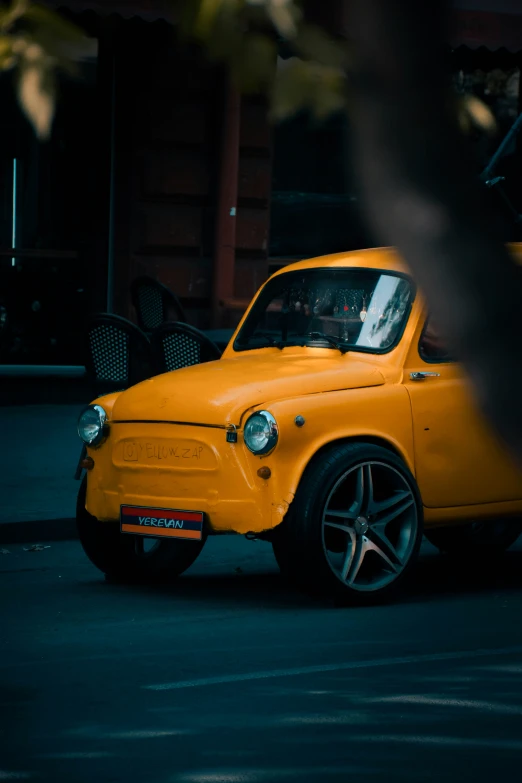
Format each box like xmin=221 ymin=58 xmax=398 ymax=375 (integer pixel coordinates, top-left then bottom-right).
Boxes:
xmin=322 ymin=461 xmax=418 ymax=592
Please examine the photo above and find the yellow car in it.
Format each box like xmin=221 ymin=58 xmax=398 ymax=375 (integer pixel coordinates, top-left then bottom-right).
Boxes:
xmin=76 ymin=246 xmax=522 ymax=603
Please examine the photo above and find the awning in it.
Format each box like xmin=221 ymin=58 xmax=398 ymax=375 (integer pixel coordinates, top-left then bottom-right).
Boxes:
xmin=451 ymin=10 xmax=522 ymax=52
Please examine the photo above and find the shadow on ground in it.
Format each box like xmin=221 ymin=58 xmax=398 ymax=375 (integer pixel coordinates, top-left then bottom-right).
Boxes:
xmin=76 ymin=545 xmax=522 ymax=612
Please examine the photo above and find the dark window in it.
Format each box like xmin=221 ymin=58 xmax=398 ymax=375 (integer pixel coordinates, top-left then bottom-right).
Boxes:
xmin=419 ymin=319 xmax=455 ymax=363
xmin=0 ymin=56 xmax=99 ymax=365
xmin=269 ymin=112 xmax=372 ymax=258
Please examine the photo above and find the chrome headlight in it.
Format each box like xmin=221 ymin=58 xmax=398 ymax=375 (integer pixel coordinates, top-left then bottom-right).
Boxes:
xmin=78 ymin=404 xmax=108 ymax=447
xmin=244 ymin=411 xmax=278 ymax=455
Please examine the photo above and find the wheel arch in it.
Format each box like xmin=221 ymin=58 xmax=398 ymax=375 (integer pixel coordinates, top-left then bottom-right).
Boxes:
xmin=270 ymin=432 xmax=418 ymax=533
xmin=303 ymin=434 xmax=415 ymax=478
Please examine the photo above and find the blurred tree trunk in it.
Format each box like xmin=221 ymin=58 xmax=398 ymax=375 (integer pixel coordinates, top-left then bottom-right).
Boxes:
xmin=348 ymin=0 xmax=522 ymax=463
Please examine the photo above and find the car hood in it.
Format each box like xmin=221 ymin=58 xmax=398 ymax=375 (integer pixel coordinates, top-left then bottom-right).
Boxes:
xmin=111 ymin=351 xmax=385 ymax=427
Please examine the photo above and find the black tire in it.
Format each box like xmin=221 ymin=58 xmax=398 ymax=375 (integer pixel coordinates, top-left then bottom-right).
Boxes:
xmin=272 ymin=443 xmax=423 ymax=605
xmin=424 ymin=519 xmax=522 ymax=557
xmin=76 ymin=476 xmax=206 ymax=582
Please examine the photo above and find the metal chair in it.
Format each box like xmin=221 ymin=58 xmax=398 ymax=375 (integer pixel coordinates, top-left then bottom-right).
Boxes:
xmin=84 ymin=313 xmax=154 ymax=395
xmin=131 ymin=276 xmax=187 ymax=334
xmin=151 ymin=322 xmax=222 ymax=374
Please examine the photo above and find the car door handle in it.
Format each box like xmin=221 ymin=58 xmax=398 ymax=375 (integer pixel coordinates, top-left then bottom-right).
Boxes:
xmin=410 ymin=371 xmax=441 ymax=381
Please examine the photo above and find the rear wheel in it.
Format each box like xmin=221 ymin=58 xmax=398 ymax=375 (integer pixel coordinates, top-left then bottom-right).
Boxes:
xmin=424 ymin=520 xmax=522 ymax=557
xmin=76 ymin=477 xmax=206 ymax=582
xmin=272 ymin=443 xmax=423 ymax=605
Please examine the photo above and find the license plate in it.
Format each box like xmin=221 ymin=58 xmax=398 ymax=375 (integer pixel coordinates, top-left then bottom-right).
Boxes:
xmin=120 ymin=505 xmax=204 ymax=540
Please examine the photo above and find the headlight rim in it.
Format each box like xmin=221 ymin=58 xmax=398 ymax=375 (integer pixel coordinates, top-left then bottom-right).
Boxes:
xmin=77 ymin=404 xmax=108 ymax=447
xmin=244 ymin=410 xmax=278 ymax=456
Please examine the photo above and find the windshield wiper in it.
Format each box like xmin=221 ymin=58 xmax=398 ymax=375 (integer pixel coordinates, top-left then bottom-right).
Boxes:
xmin=275 ymin=332 xmax=350 ymax=354
xmin=242 ymin=331 xmax=283 ymax=349
xmin=306 ymin=332 xmax=350 ymax=353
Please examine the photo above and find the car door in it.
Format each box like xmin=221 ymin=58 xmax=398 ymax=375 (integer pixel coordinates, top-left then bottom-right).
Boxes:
xmin=404 ymin=316 xmax=522 ymax=509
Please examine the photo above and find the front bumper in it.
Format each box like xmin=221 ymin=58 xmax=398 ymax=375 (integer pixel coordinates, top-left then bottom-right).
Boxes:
xmin=84 ymin=422 xmax=288 ymax=535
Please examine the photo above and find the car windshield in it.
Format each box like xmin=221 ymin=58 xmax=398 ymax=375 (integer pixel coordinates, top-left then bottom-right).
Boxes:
xmin=234 ymin=268 xmax=413 ymax=354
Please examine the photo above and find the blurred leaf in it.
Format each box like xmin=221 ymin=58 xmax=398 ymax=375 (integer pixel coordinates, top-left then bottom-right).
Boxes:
xmin=311 ymin=67 xmax=345 ymax=119
xmin=247 ymin=0 xmax=301 ymax=39
xmin=194 ymin=0 xmax=223 ymax=37
xmin=272 ymin=56 xmax=345 ymax=121
xmin=192 ymin=0 xmax=239 ymax=39
xmin=201 ymin=5 xmax=244 ymax=60
xmin=24 ymin=4 xmax=93 ymax=66
xmin=181 ymin=0 xmax=347 ymax=123
xmin=25 ymin=3 xmax=89 ymax=43
xmin=0 ymin=0 xmax=30 ymax=30
xmin=0 ymin=2 xmax=91 ymax=138
xmin=293 ymin=24 xmax=349 ymax=69
xmin=230 ymin=33 xmax=276 ymax=92
xmin=461 ymin=94 xmax=496 ymax=134
xmin=0 ymin=33 xmax=14 ymax=68
xmin=21 ymin=28 xmax=80 ymax=76
xmin=271 ymin=56 xmax=311 ymax=118
xmin=17 ymin=44 xmax=56 ymax=139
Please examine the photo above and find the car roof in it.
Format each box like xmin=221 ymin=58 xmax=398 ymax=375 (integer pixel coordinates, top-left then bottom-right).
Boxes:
xmin=275 ymin=243 xmax=522 ymax=278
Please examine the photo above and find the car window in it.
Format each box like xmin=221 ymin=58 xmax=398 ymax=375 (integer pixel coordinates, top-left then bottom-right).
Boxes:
xmin=234 ymin=267 xmax=414 ymax=355
xmin=419 ymin=318 xmax=455 ymax=363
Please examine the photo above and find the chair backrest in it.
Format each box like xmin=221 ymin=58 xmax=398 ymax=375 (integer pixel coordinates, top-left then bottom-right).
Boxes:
xmin=131 ymin=276 xmax=187 ymax=333
xmin=84 ymin=313 xmax=154 ymax=394
xmin=151 ymin=322 xmax=222 ymax=374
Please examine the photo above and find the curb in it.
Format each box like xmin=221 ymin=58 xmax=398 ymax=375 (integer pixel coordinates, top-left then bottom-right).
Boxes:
xmin=0 ymin=518 xmax=78 ymax=545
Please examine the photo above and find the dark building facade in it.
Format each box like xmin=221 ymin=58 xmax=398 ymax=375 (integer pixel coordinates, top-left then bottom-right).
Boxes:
xmin=0 ymin=0 xmax=521 ymax=367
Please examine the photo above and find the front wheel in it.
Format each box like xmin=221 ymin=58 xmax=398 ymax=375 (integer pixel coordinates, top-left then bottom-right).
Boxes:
xmin=76 ymin=477 xmax=206 ymax=582
xmin=272 ymin=443 xmax=423 ymax=605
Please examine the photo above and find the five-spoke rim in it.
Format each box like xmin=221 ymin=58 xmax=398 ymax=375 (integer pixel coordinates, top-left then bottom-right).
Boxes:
xmin=321 ymin=461 xmax=418 ymax=592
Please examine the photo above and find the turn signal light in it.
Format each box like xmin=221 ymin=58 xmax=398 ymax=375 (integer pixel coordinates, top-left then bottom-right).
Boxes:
xmin=257 ymin=467 xmax=271 ymax=480
xmin=81 ymin=457 xmax=95 ymax=471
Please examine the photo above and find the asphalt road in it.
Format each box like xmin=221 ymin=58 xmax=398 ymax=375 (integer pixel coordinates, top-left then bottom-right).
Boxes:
xmin=3 ymin=536 xmax=522 ymax=783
